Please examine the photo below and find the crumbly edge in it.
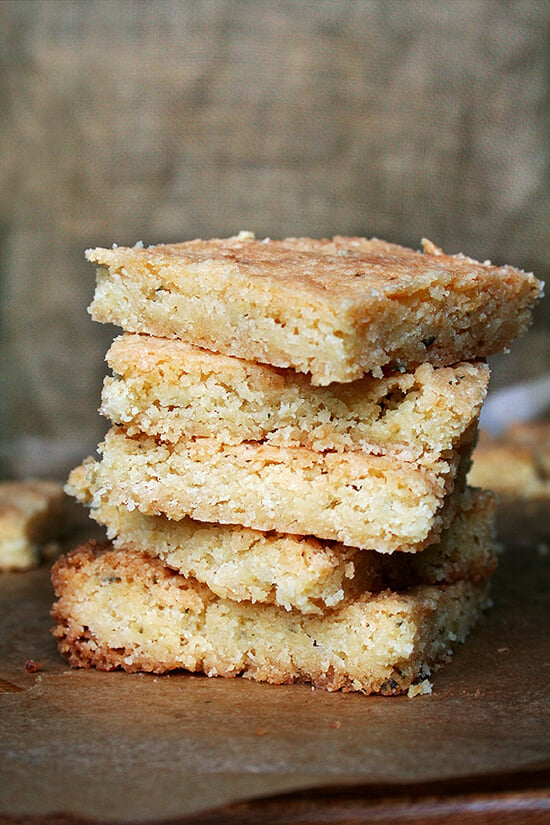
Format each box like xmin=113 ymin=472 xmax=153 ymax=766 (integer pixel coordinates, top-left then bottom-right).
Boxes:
xmin=51 ymin=542 xmax=492 ymax=694
xmin=381 ymin=488 xmax=498 ymax=589
xmin=102 ymin=334 xmax=489 ymax=459
xmin=69 ymin=463 xmax=496 ymax=613
xmin=68 ymin=427 xmax=474 ymax=552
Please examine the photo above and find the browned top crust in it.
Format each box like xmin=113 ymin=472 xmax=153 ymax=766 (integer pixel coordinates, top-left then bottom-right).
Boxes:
xmin=86 ymin=232 xmax=543 ymax=384
xmin=87 ymin=232 xmax=542 ymax=309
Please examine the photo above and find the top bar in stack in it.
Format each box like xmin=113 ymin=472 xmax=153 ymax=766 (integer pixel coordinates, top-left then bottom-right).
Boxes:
xmin=87 ymin=232 xmax=543 ymax=385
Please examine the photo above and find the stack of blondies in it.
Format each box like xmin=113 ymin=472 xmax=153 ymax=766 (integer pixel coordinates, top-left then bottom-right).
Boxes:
xmin=52 ymin=232 xmax=542 ymax=695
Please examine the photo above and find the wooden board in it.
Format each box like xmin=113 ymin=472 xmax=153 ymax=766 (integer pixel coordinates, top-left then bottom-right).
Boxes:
xmin=1 ymin=507 xmax=549 ymax=823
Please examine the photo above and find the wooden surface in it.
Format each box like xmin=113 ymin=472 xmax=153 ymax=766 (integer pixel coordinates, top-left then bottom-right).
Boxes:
xmin=1 ymin=506 xmax=549 ymax=823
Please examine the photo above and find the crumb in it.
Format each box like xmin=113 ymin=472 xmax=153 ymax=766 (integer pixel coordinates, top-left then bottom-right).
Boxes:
xmin=407 ymin=678 xmax=433 ymax=698
xmin=255 ymin=728 xmax=267 ymax=736
xmin=329 ymin=720 xmax=342 ymax=729
xmin=24 ymin=659 xmax=44 ymax=674
xmin=497 ymin=647 xmax=510 ymax=654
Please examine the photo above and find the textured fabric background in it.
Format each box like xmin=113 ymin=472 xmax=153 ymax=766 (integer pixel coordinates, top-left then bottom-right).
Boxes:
xmin=1 ymin=0 xmax=548 ymax=477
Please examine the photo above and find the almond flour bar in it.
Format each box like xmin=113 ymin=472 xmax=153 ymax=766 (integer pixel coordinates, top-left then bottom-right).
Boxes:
xmin=469 ymin=423 xmax=550 ymax=499
xmin=51 ymin=542 xmax=492 ymax=694
xmin=102 ymin=333 xmax=489 ymax=460
xmin=69 ymin=426 xmax=474 ymax=553
xmin=63 ymin=472 xmax=497 ymax=613
xmin=86 ymin=232 xmax=542 ymax=385
xmin=0 ymin=480 xmax=72 ymax=570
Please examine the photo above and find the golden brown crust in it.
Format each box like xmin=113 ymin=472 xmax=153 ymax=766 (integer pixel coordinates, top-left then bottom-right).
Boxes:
xmin=87 ymin=233 xmax=539 ymax=306
xmin=87 ymin=233 xmax=543 ymax=384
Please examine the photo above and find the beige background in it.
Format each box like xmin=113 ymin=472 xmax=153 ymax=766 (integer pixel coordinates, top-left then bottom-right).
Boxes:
xmin=1 ymin=0 xmax=549 ymax=479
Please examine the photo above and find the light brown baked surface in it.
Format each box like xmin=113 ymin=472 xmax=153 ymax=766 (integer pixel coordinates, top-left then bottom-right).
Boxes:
xmin=68 ymin=463 xmax=496 ymax=612
xmin=0 ymin=479 xmax=71 ymax=571
xmin=51 ymin=541 xmax=492 ymax=694
xmin=103 ymin=333 xmax=489 ymax=459
xmin=68 ymin=426 xmax=474 ymax=553
xmin=87 ymin=233 xmax=542 ymax=385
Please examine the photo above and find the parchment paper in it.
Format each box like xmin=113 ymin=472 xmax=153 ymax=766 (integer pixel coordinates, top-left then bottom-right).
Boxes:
xmin=1 ymin=507 xmax=549 ymax=822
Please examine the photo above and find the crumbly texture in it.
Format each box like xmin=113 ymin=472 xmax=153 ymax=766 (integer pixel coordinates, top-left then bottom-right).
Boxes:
xmin=68 ymin=464 xmax=497 ymax=612
xmin=68 ymin=426 xmax=474 ymax=553
xmin=0 ymin=479 xmax=72 ymax=571
xmin=102 ymin=333 xmax=489 ymax=460
xmin=468 ymin=422 xmax=550 ymax=499
xmin=86 ymin=233 xmax=543 ymax=385
xmin=51 ymin=542 xmax=492 ymax=694
xmin=379 ymin=488 xmax=497 ymax=591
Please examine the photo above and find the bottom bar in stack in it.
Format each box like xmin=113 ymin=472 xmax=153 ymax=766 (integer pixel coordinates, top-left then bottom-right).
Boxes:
xmin=51 ymin=490 xmax=497 ymax=695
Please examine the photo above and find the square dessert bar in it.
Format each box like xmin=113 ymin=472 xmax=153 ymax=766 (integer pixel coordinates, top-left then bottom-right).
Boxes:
xmin=102 ymin=333 xmax=489 ymax=460
xmin=65 ymin=468 xmax=497 ymax=614
xmin=469 ymin=422 xmax=550 ymax=500
xmin=0 ymin=480 xmax=72 ymax=571
xmin=69 ymin=426 xmax=474 ymax=553
xmin=87 ymin=233 xmax=543 ymax=385
xmin=51 ymin=542 xmax=492 ymax=694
